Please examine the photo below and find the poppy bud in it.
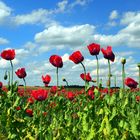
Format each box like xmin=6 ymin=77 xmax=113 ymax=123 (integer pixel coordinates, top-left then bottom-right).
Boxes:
xmin=121 ymin=58 xmax=126 ymax=65
xmin=4 ymin=71 xmax=8 ymax=80
xmin=62 ymin=78 xmax=66 ymax=82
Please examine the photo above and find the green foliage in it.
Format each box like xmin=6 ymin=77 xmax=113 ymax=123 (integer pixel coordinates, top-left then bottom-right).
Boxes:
xmin=0 ymin=87 xmax=140 ymax=140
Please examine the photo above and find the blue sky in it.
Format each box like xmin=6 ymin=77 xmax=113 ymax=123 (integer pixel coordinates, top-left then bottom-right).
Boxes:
xmin=0 ymin=0 xmax=140 ymax=87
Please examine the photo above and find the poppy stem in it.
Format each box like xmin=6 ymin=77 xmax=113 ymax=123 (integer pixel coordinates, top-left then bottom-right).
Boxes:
xmin=8 ymin=71 xmax=11 ymax=90
xmin=65 ymin=80 xmax=69 ymax=86
xmin=81 ymin=62 xmax=86 ymax=93
xmin=56 ymin=67 xmax=59 ymax=87
xmin=114 ymin=75 xmax=117 ymax=90
xmin=108 ymin=60 xmax=111 ymax=94
xmin=10 ymin=60 xmax=13 ymax=93
xmin=139 ymin=67 xmax=140 ymax=90
xmin=39 ymin=101 xmax=43 ymax=140
xmin=96 ymin=55 xmax=99 ymax=88
xmin=23 ymin=78 xmax=26 ymax=95
xmin=122 ymin=63 xmax=125 ymax=91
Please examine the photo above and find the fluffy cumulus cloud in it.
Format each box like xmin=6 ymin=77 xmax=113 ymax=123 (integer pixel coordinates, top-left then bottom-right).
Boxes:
xmin=13 ymin=9 xmax=51 ymax=25
xmin=0 ymin=1 xmax=11 ymax=23
xmin=0 ymin=0 xmax=91 ymax=26
xmin=0 ymin=37 xmax=9 ymax=45
xmin=34 ymin=24 xmax=95 ymax=52
xmin=0 ymin=58 xmax=19 ymax=69
xmin=109 ymin=10 xmax=118 ymax=20
xmin=120 ymin=11 xmax=140 ymax=25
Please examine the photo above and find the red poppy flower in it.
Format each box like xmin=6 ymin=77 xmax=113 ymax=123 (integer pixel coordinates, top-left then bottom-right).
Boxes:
xmin=0 ymin=82 xmax=3 ymax=88
xmin=88 ymin=89 xmax=95 ymax=100
xmin=31 ymin=89 xmax=48 ymax=101
xmin=27 ymin=97 xmax=34 ymax=104
xmin=1 ymin=49 xmax=15 ymax=60
xmin=26 ymin=109 xmax=33 ymax=117
xmin=16 ymin=106 xmax=21 ymax=111
xmin=42 ymin=75 xmax=51 ymax=86
xmin=43 ymin=112 xmax=48 ymax=117
xmin=15 ymin=68 xmax=27 ymax=79
xmin=80 ymin=73 xmax=92 ymax=82
xmin=67 ymin=91 xmax=75 ymax=100
xmin=49 ymin=55 xmax=63 ymax=68
xmin=136 ymin=96 xmax=140 ymax=102
xmin=101 ymin=46 xmax=115 ymax=62
xmin=125 ymin=77 xmax=138 ymax=89
xmin=50 ymin=86 xmax=58 ymax=94
xmin=69 ymin=51 xmax=84 ymax=64
xmin=87 ymin=43 xmax=100 ymax=55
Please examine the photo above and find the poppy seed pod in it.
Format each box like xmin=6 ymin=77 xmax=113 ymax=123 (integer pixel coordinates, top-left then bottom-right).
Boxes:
xmin=121 ymin=58 xmax=126 ymax=65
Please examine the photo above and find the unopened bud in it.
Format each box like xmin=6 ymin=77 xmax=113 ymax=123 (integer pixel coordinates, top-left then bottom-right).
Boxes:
xmin=62 ymin=78 xmax=66 ymax=82
xmin=121 ymin=58 xmax=126 ymax=65
xmin=4 ymin=74 xmax=8 ymax=80
xmin=4 ymin=71 xmax=8 ymax=80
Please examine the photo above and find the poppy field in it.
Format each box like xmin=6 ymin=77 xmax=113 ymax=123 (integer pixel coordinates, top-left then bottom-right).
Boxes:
xmin=0 ymin=43 xmax=140 ymax=140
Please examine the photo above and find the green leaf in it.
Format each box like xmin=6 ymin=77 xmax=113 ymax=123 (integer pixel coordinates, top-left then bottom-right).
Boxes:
xmin=82 ymin=113 xmax=88 ymax=132
xmin=87 ymin=123 xmax=96 ymax=140
xmin=109 ymin=107 xmax=117 ymax=121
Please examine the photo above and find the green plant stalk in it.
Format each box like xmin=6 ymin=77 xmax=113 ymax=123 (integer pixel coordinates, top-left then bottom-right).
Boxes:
xmin=8 ymin=71 xmax=11 ymax=88
xmin=23 ymin=78 xmax=26 ymax=94
xmin=114 ymin=75 xmax=116 ymax=89
xmin=10 ymin=60 xmax=13 ymax=93
xmin=40 ymin=102 xmax=43 ymax=140
xmin=65 ymin=80 xmax=69 ymax=86
xmin=108 ymin=60 xmax=111 ymax=94
xmin=81 ymin=62 xmax=87 ymax=93
xmin=56 ymin=67 xmax=59 ymax=87
xmin=122 ymin=64 xmax=125 ymax=91
xmin=96 ymin=55 xmax=99 ymax=88
xmin=139 ymin=67 xmax=140 ymax=89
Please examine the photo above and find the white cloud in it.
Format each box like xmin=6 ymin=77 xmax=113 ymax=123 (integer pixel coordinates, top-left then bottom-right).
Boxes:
xmin=13 ymin=9 xmax=51 ymax=25
xmin=62 ymin=53 xmax=69 ymax=62
xmin=109 ymin=10 xmax=118 ymax=20
xmin=0 ymin=1 xmax=11 ymax=23
xmin=0 ymin=37 xmax=9 ymax=44
xmin=0 ymin=58 xmax=19 ymax=69
xmin=0 ymin=0 xmax=93 ymax=26
xmin=107 ymin=21 xmax=117 ymax=27
xmin=70 ymin=0 xmax=90 ymax=8
xmin=34 ymin=24 xmax=95 ymax=52
xmin=55 ymin=0 xmax=68 ymax=13
xmin=120 ymin=11 xmax=140 ymax=25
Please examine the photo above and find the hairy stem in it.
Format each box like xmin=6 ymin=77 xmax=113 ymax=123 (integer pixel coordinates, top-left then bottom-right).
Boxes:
xmin=96 ymin=55 xmax=99 ymax=88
